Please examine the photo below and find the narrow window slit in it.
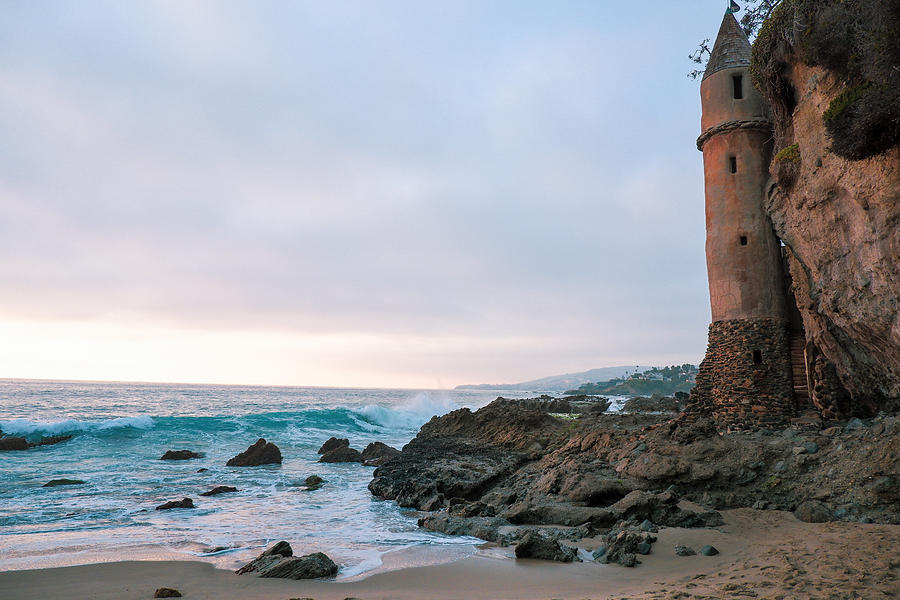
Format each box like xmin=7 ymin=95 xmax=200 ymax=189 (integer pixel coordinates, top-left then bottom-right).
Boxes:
xmin=740 ymin=235 xmax=748 ymax=246
xmin=729 ymin=156 xmax=737 ymax=173
xmin=733 ymin=75 xmax=743 ymax=99
xmin=753 ymin=350 xmax=762 ymax=364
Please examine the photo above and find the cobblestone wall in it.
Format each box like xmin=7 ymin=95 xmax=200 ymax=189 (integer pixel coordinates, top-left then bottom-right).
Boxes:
xmin=688 ymin=318 xmax=795 ymax=430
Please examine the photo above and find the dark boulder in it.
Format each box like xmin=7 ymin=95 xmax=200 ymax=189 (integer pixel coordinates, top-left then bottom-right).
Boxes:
xmin=226 ymin=438 xmax=282 ymax=467
xmin=153 ymin=588 xmax=182 ymax=598
xmin=156 ymin=498 xmax=195 ymax=510
xmin=43 ymin=479 xmax=85 ymax=487
xmin=317 ymin=437 xmax=349 ymax=454
xmin=360 ymin=442 xmax=400 ymax=466
xmin=236 ymin=541 xmax=337 ymax=579
xmin=0 ymin=436 xmax=30 ymax=451
xmin=514 ymin=530 xmax=578 ymax=562
xmin=794 ymin=500 xmax=832 ymax=523
xmin=675 ymin=545 xmax=697 ymax=556
xmin=34 ymin=435 xmax=73 ymax=447
xmin=699 ymin=545 xmax=720 ymax=556
xmin=200 ymin=485 xmax=238 ymax=496
xmin=303 ymin=475 xmax=324 ymax=490
xmin=318 ymin=446 xmax=363 ymax=463
xmin=160 ymin=450 xmax=204 ymax=460
xmin=596 ymin=524 xmax=656 ymax=567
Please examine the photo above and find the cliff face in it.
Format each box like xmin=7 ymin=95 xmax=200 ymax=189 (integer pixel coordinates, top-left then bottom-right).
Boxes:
xmin=761 ymin=62 xmax=900 ymax=414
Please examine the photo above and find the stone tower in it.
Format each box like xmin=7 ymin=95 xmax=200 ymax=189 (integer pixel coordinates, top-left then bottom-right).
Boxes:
xmin=688 ymin=12 xmax=796 ymax=430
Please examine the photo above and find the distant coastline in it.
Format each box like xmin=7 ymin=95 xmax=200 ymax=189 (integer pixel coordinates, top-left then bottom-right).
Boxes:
xmin=455 ymin=365 xmax=652 ymax=392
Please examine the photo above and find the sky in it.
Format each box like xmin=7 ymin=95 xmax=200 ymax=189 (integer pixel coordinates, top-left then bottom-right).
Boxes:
xmin=0 ymin=1 xmax=732 ymax=389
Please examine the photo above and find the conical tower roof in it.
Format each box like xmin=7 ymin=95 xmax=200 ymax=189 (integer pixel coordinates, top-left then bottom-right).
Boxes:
xmin=702 ymin=12 xmax=751 ymax=80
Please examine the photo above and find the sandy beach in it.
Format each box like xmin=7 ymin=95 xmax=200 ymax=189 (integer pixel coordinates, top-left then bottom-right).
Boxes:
xmin=2 ymin=509 xmax=897 ymax=600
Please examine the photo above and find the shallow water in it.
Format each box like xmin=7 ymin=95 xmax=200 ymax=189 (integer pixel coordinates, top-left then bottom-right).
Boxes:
xmin=0 ymin=380 xmax=506 ymax=575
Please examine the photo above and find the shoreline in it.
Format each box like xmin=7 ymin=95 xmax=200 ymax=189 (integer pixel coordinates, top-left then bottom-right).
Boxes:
xmin=2 ymin=509 xmax=897 ymax=599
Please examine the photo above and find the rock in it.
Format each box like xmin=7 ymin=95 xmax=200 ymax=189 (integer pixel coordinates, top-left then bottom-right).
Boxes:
xmin=318 ymin=446 xmax=363 ymax=463
xmin=794 ymin=500 xmax=832 ymax=523
xmin=872 ymin=422 xmax=885 ymax=435
xmin=259 ymin=554 xmax=338 ymax=579
xmin=639 ymin=519 xmax=657 ymax=532
xmin=675 ymin=545 xmax=696 ymax=556
xmin=317 ymin=437 xmax=349 ymax=454
xmin=592 ymin=546 xmax=607 ymax=560
xmin=871 ymin=476 xmax=895 ymax=495
xmin=618 ymin=553 xmax=638 ymax=567
xmin=304 ymin=475 xmax=324 ymax=490
xmin=196 ymin=468 xmax=208 ymax=473
xmin=622 ymin=394 xmax=682 ymax=414
xmin=822 ymin=426 xmax=841 ymax=437
xmin=160 ymin=450 xmax=204 ymax=460
xmin=845 ymin=418 xmax=865 ymax=431
xmin=0 ymin=436 xmax=29 ymax=451
xmin=774 ymin=460 xmax=787 ymax=472
xmin=792 ymin=446 xmax=807 ymax=456
xmin=156 ymin=498 xmax=194 ymax=510
xmin=596 ymin=525 xmax=656 ymax=567
xmin=154 ymin=588 xmax=182 ymax=598
xmin=237 ymin=542 xmax=337 ymax=579
xmin=34 ymin=435 xmax=73 ymax=447
xmin=607 ymin=491 xmax=723 ymax=528
xmin=699 ymin=545 xmax=719 ymax=556
xmin=200 ymin=485 xmax=238 ymax=496
xmin=43 ymin=479 xmax=85 ymax=487
xmin=514 ymin=530 xmax=578 ymax=562
xmin=360 ymin=441 xmax=400 ymax=466
xmin=226 ymin=438 xmax=282 ymax=467
xmin=803 ymin=441 xmax=819 ymax=454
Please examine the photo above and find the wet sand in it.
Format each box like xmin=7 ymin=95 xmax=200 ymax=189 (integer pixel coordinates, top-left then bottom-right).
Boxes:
xmin=1 ymin=509 xmax=897 ymax=599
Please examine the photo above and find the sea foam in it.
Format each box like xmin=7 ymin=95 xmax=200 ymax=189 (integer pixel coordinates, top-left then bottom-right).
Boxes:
xmin=0 ymin=415 xmax=155 ymax=436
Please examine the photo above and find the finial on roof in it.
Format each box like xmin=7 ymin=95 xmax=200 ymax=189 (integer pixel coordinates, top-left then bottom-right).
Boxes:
xmin=702 ymin=12 xmax=751 ymax=81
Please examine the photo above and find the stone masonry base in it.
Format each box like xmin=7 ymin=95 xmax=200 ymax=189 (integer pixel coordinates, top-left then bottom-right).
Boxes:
xmin=687 ymin=318 xmax=795 ymax=430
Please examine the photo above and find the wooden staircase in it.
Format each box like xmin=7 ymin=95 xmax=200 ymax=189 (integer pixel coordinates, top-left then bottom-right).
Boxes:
xmin=789 ymin=333 xmax=810 ymax=404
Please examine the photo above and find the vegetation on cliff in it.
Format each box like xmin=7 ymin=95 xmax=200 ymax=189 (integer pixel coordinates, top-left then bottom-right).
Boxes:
xmin=750 ymin=0 xmax=900 ymax=160
xmin=563 ymin=365 xmax=697 ymax=396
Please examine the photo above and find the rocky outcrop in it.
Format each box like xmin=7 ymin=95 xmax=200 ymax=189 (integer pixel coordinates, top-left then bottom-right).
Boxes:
xmin=160 ymin=450 xmax=204 ymax=460
xmin=156 ymin=498 xmax=194 ymax=510
xmin=200 ymin=485 xmax=237 ymax=496
xmin=750 ymin=1 xmax=900 ymax=416
xmin=371 ymin=396 xmax=899 ymax=545
xmin=514 ymin=530 xmax=578 ymax=562
xmin=226 ymin=439 xmax=282 ymax=467
xmin=318 ymin=446 xmax=362 ymax=463
xmin=0 ymin=434 xmax=72 ymax=451
xmin=360 ymin=442 xmax=400 ymax=466
xmin=0 ymin=436 xmax=29 ymax=451
xmin=317 ymin=437 xmax=349 ymax=454
xmin=43 ymin=479 xmax=85 ymax=487
xmin=236 ymin=541 xmax=338 ymax=579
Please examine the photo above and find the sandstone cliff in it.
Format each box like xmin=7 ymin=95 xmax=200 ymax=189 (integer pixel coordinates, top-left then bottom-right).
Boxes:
xmin=752 ymin=0 xmax=900 ymax=415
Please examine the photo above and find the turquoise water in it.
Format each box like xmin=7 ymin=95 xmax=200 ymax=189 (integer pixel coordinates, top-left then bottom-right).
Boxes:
xmin=0 ymin=380 xmax=501 ymax=575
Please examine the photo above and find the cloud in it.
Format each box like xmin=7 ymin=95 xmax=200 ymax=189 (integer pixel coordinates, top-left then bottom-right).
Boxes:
xmin=0 ymin=2 xmax=716 ymax=385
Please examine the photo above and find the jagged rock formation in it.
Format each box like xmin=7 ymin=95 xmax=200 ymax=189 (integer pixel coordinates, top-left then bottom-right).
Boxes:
xmin=370 ymin=397 xmax=900 ymax=551
xmin=750 ymin=0 xmax=900 ymax=416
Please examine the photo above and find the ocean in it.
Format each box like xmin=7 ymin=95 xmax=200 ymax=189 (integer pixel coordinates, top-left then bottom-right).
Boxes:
xmin=0 ymin=379 xmax=507 ymax=576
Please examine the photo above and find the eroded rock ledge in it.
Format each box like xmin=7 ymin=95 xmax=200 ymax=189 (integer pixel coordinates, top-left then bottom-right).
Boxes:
xmin=370 ymin=397 xmax=899 ymax=562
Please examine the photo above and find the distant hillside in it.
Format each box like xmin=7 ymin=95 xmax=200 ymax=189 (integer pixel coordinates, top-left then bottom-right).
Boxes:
xmin=564 ymin=364 xmax=698 ymax=396
xmin=455 ymin=366 xmax=652 ymax=393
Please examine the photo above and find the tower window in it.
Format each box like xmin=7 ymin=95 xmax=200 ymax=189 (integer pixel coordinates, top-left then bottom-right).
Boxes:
xmin=753 ymin=350 xmax=763 ymax=364
xmin=729 ymin=156 xmax=737 ymax=173
xmin=733 ymin=75 xmax=744 ymax=99
xmin=740 ymin=235 xmax=748 ymax=246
